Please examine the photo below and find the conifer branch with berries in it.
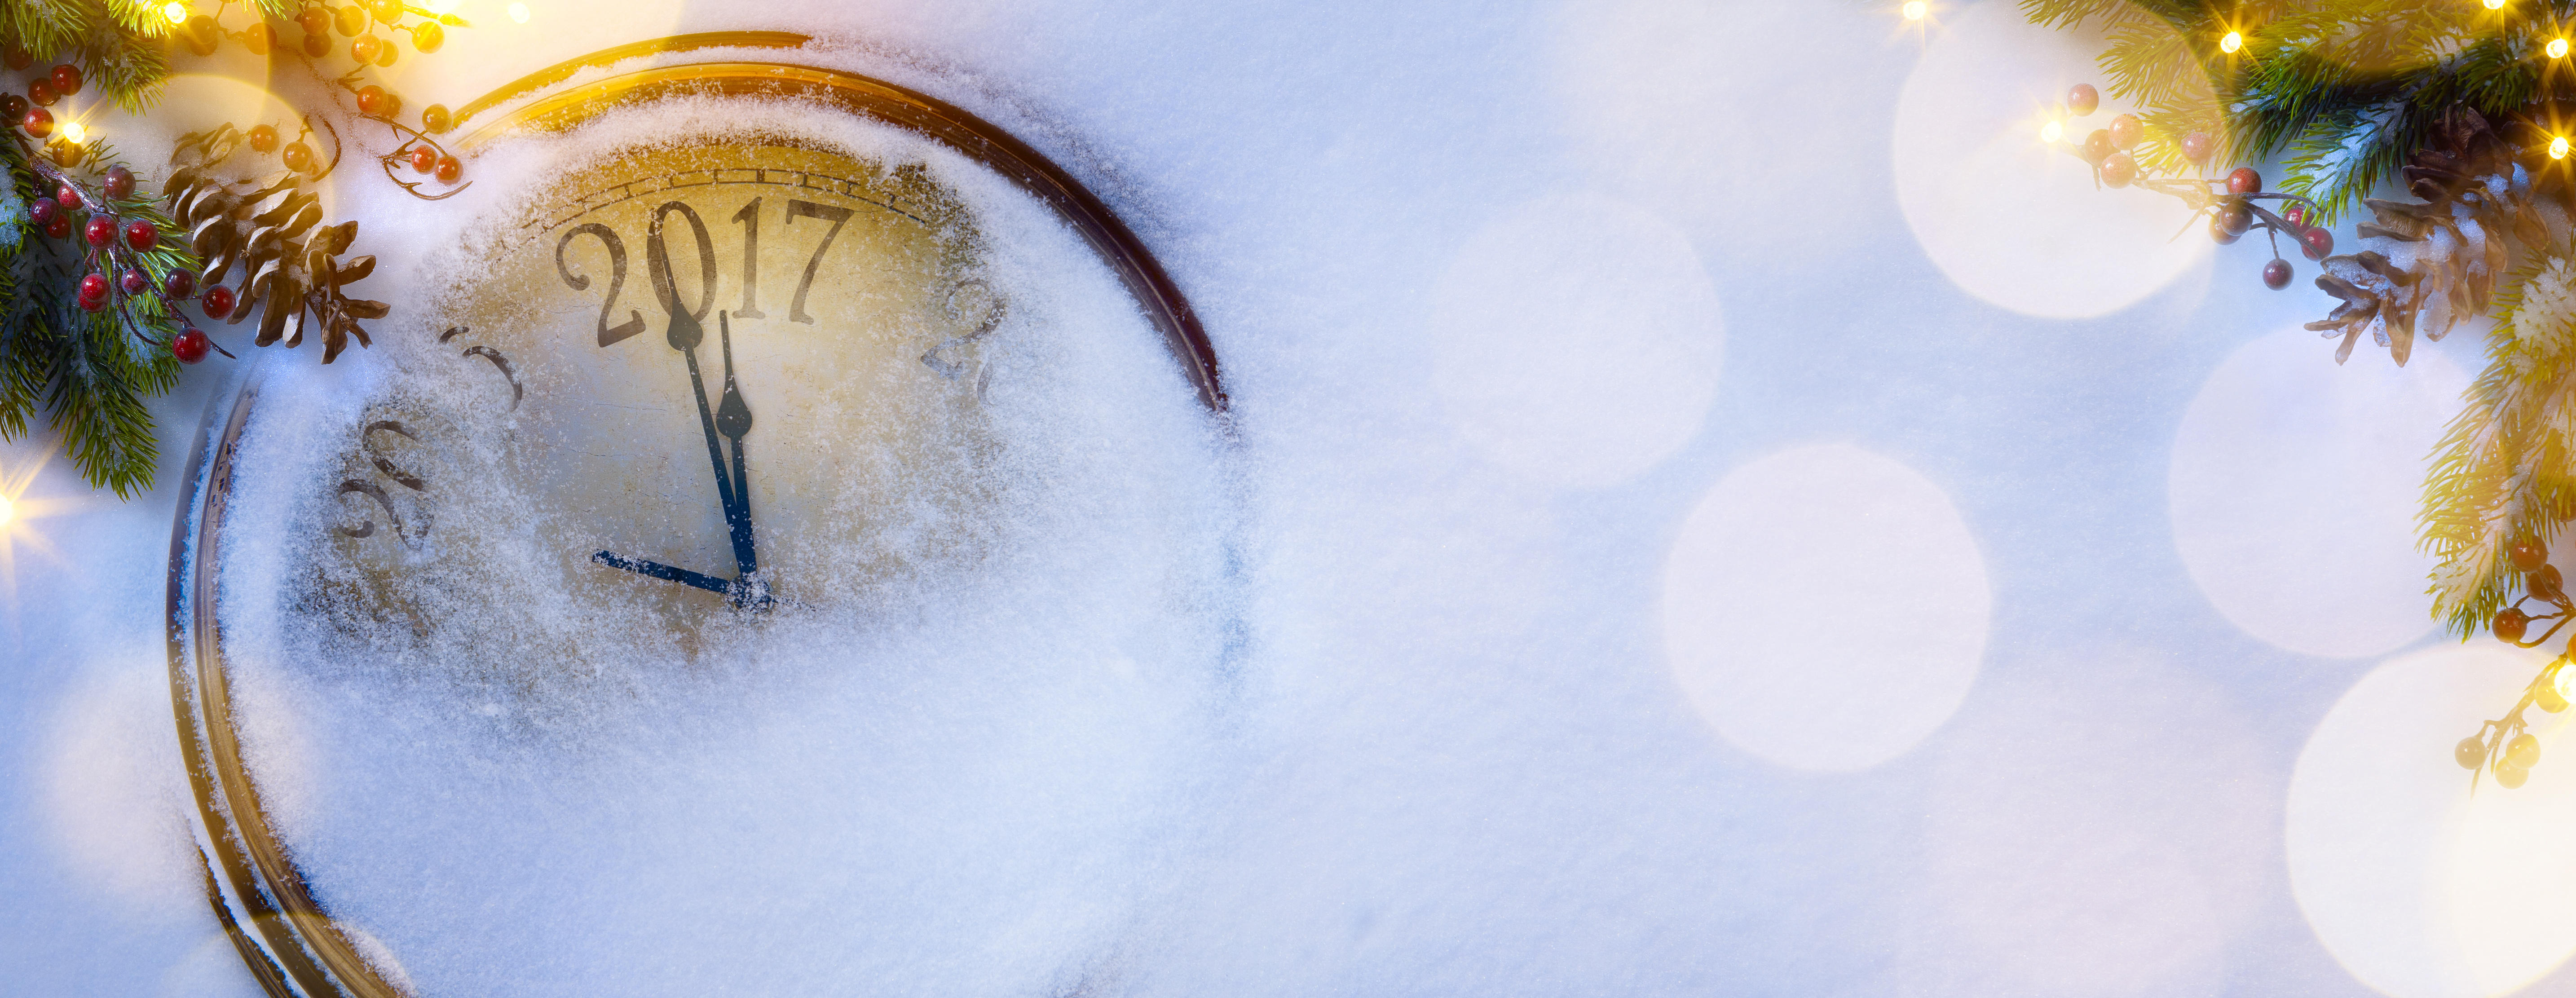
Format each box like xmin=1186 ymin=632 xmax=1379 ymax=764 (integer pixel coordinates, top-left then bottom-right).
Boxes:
xmin=2029 ymin=0 xmax=2576 ymax=788
xmin=0 ymin=0 xmax=467 ymax=496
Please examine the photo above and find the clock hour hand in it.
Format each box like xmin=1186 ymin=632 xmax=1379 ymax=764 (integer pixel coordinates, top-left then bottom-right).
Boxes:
xmin=657 ymin=254 xmax=756 ymax=578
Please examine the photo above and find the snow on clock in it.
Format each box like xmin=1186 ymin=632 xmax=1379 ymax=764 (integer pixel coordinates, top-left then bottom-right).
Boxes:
xmin=167 ymin=43 xmax=1235 ymax=997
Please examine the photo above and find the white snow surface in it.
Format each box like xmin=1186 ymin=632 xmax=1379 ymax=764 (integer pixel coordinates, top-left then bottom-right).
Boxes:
xmin=0 ymin=1 xmax=2539 ymax=996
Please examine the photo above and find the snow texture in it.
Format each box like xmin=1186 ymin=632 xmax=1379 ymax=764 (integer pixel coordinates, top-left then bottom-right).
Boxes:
xmin=0 ymin=1 xmax=2554 ymax=997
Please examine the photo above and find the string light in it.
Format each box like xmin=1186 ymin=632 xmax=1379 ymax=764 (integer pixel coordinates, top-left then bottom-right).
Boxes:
xmin=2551 ymin=37 xmax=2569 ymax=59
xmin=0 ymin=495 xmax=13 ymax=527
xmin=2487 ymin=0 xmax=2508 ymax=9
xmin=506 ymin=2 xmax=529 ymax=22
xmin=2551 ymin=135 xmax=2568 ymax=159
xmin=1901 ymin=0 xmax=1926 ymax=19
xmin=2040 ymin=119 xmax=2064 ymax=143
xmin=60 ymin=121 xmax=87 ymax=144
xmin=160 ymin=2 xmax=186 ymax=24
xmin=426 ymin=0 xmax=455 ymax=11
xmin=2220 ymin=30 xmax=2243 ymax=53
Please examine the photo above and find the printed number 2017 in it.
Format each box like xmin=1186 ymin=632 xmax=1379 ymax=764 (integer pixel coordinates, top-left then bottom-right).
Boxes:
xmin=555 ymin=197 xmax=853 ymax=347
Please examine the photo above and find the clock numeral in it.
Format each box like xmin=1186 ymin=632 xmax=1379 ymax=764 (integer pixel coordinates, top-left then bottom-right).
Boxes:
xmin=784 ymin=199 xmax=852 ymax=325
xmin=556 ymin=224 xmax=646 ymax=347
xmin=441 ymin=327 xmax=524 ymax=411
xmin=730 ymin=198 xmax=766 ymax=320
xmin=646 ymin=201 xmax=718 ymax=323
xmin=335 ymin=420 xmax=431 ymax=543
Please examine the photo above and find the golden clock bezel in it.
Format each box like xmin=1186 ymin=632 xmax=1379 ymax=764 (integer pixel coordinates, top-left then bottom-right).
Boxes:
xmin=165 ymin=44 xmax=1226 ymax=998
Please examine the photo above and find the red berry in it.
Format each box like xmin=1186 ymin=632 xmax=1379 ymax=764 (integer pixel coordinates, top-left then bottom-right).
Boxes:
xmin=421 ymin=104 xmax=451 ymax=134
xmin=0 ymin=94 xmax=25 ymax=126
xmin=2511 ymin=733 xmax=2543 ymax=769
xmin=82 ymin=216 xmax=112 ymax=247
xmin=351 ymin=34 xmax=382 ymax=64
xmin=51 ymin=64 xmax=81 ymax=97
xmin=22 ymin=107 xmax=49 ymax=138
xmin=78 ymin=272 xmax=106 ymax=300
xmin=434 ymin=155 xmax=460 ymax=184
xmin=411 ymin=21 xmax=444 ymax=53
xmin=2227 ymin=167 xmax=2262 ymax=195
xmin=303 ymin=32 xmax=330 ymax=57
xmin=2180 ymin=130 xmax=2214 ymax=164
xmin=163 ymin=269 xmax=194 ymax=299
xmin=124 ymin=220 xmax=157 ymax=251
xmin=242 ymin=22 xmax=273 ymax=56
xmin=2498 ymin=606 xmax=2533 ymax=643
xmin=2536 ymin=564 xmax=2567 ymax=603
xmin=335 ymin=4 xmax=366 ymax=35
xmin=2217 ymin=201 xmax=2252 ymax=237
xmin=2461 ymin=736 xmax=2489 ymax=769
xmin=2263 ymin=258 xmax=2291 ymax=289
xmin=119 ymin=268 xmax=146 ymax=295
xmin=356 ymin=84 xmax=389 ymax=117
xmin=2545 ymin=684 xmax=2571 ymax=714
xmin=409 ymin=146 xmax=436 ymax=173
xmin=2067 ymin=83 xmax=2099 ymax=116
xmin=368 ymin=0 xmax=401 ymax=22
xmin=53 ymin=184 xmax=76 ymax=209
xmin=43 ymin=216 xmax=66 ymax=239
xmin=2100 ymin=151 xmax=2137 ymax=188
xmin=2514 ymin=541 xmax=2550 ymax=572
xmin=172 ymin=326 xmax=210 ymax=364
xmin=2499 ymin=762 xmax=2531 ymax=789
xmin=201 ymin=285 xmax=235 ymax=318
xmin=296 ymin=6 xmax=329 ymax=34
xmin=2 ymin=49 xmax=27 ymax=71
xmin=103 ymin=164 xmax=132 ymax=200
xmin=2080 ymin=128 xmax=2113 ymax=165
xmin=2108 ymin=113 xmax=2142 ymax=149
xmin=2301 ymin=225 xmax=2333 ymax=261
xmin=282 ymin=141 xmax=313 ymax=172
xmin=248 ymin=124 xmax=278 ymax=153
xmin=2210 ymin=214 xmax=2242 ymax=245
xmin=26 ymin=80 xmax=53 ymax=108
xmin=26 ymin=199 xmax=53 ymax=227
xmin=182 ymin=17 xmax=219 ymax=57
xmin=2284 ymin=203 xmax=2308 ymax=228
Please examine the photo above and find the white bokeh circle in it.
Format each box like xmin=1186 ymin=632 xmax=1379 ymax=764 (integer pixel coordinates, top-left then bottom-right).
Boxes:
xmin=2170 ymin=326 xmax=2466 ymax=658
xmin=1551 ymin=0 xmax=1886 ymax=252
xmin=2288 ymin=644 xmax=2576 ymax=998
xmin=1428 ymin=191 xmax=1723 ymax=489
xmin=1661 ymin=443 xmax=1989 ymax=771
xmin=1893 ymin=0 xmax=2213 ymax=318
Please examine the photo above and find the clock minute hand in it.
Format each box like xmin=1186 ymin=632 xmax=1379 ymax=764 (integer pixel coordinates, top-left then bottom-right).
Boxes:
xmin=713 ymin=310 xmax=758 ymax=580
xmin=657 ymin=256 xmax=744 ymax=559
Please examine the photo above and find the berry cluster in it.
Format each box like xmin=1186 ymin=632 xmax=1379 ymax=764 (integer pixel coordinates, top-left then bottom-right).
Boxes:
xmin=2460 ymin=540 xmax=2576 ymax=789
xmin=2060 ymin=83 xmax=2335 ymax=292
xmin=0 ymin=60 xmax=91 ymax=167
xmin=22 ymin=162 xmax=217 ymax=363
xmin=184 ymin=0 xmax=453 ymax=65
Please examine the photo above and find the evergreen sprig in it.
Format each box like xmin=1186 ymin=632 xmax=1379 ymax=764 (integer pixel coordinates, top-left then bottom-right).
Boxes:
xmin=2022 ymin=0 xmax=2576 ymax=224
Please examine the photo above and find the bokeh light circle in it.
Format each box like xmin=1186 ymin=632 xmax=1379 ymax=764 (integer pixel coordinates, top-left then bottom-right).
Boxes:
xmin=2170 ymin=326 xmax=2466 ymax=658
xmin=1892 ymin=0 xmax=2214 ymax=318
xmin=1661 ymin=443 xmax=1989 ymax=771
xmin=2288 ymin=644 xmax=2576 ymax=998
xmin=1429 ymin=191 xmax=1723 ymax=489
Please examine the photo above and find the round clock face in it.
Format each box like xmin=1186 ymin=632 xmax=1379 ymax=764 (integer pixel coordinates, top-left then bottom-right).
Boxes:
xmin=178 ymin=69 xmax=1232 ymax=996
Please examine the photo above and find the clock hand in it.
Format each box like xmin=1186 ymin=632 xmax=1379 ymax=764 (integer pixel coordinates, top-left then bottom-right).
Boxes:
xmin=657 ymin=253 xmax=748 ymax=570
xmin=713 ymin=310 xmax=758 ymax=579
xmin=591 ymin=550 xmax=732 ymax=596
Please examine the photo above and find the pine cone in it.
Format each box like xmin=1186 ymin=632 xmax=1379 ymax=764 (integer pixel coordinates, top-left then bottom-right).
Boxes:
xmin=2307 ymin=108 xmax=2570 ymax=365
xmin=164 ymin=127 xmax=388 ymax=362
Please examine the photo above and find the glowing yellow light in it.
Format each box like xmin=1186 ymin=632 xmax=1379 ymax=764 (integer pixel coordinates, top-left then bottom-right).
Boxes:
xmin=0 ymin=495 xmax=13 ymax=526
xmin=2552 ymin=136 xmax=2569 ymax=160
xmin=2487 ymin=0 xmax=2508 ymax=9
xmin=1901 ymin=0 xmax=1926 ymax=19
xmin=161 ymin=1 xmax=186 ymax=23
xmin=2039 ymin=119 xmax=2064 ymax=143
xmin=506 ymin=2 xmax=529 ymax=22
xmin=60 ymin=121 xmax=87 ymax=144
xmin=427 ymin=0 xmax=455 ymax=10
xmin=2551 ymin=37 xmax=2569 ymax=59
xmin=2220 ymin=31 xmax=2243 ymax=53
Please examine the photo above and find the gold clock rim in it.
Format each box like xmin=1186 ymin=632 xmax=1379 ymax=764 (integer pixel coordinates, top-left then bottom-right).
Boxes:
xmin=169 ymin=48 xmax=1228 ymax=998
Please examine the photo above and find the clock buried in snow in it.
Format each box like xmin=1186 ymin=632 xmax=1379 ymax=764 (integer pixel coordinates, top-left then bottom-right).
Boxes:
xmin=168 ymin=55 xmax=1224 ymax=998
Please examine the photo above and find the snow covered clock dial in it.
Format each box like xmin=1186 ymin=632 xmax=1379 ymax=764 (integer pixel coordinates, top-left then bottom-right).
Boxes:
xmin=170 ymin=52 xmax=1230 ymax=998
